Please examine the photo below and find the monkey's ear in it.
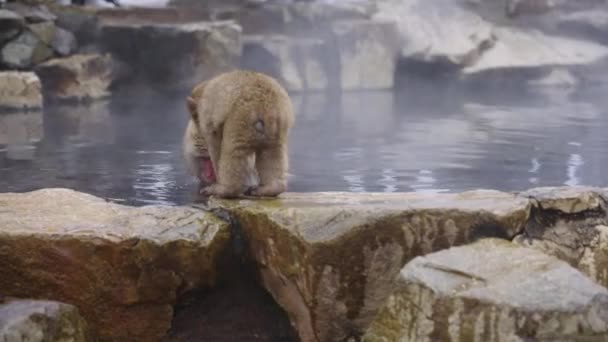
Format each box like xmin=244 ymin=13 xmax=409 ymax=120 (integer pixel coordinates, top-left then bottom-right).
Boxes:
xmin=186 ymin=97 xmax=198 ymax=120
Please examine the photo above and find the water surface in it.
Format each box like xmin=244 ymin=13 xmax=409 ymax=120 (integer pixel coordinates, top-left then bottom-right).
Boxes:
xmin=1 ymin=83 xmax=607 ymax=206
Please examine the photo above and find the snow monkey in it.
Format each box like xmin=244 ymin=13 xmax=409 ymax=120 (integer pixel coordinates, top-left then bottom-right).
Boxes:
xmin=183 ymin=70 xmax=294 ymax=198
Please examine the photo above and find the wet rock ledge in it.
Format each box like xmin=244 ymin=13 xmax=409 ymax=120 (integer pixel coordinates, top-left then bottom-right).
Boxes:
xmin=1 ymin=186 xmax=608 ymax=341
xmin=0 ymin=188 xmax=230 ymax=341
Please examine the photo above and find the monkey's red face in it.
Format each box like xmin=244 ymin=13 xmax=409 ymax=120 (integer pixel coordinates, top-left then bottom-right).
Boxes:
xmin=199 ymin=157 xmax=217 ymax=184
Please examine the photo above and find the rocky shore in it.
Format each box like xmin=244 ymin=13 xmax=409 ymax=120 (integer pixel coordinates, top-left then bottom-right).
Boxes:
xmin=2 ymin=0 xmax=608 ymax=110
xmin=1 ymin=186 xmax=608 ymax=341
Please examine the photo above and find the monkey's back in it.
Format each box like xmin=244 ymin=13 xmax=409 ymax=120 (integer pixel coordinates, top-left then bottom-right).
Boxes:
xmin=197 ymin=70 xmax=294 ymax=147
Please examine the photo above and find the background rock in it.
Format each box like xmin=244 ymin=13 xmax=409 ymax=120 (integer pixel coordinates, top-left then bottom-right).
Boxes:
xmin=0 ymin=188 xmax=231 ymax=342
xmin=0 ymin=9 xmax=25 ymax=43
xmin=364 ymin=238 xmax=608 ymax=341
xmin=1 ymin=30 xmax=53 ymax=68
xmin=35 ymin=53 xmax=114 ymax=102
xmin=4 ymin=3 xmax=57 ymax=23
xmin=100 ymin=20 xmax=241 ymax=90
xmin=0 ymin=299 xmax=91 ymax=342
xmin=28 ymin=21 xmax=55 ymax=45
xmin=50 ymin=26 xmax=77 ymax=55
xmin=242 ymin=34 xmax=330 ymax=92
xmin=374 ymin=0 xmax=495 ymax=68
xmin=0 ymin=71 xmax=43 ymax=110
xmin=51 ymin=5 xmax=100 ymax=46
xmin=331 ymin=19 xmax=400 ymax=90
xmin=462 ymin=27 xmax=608 ymax=81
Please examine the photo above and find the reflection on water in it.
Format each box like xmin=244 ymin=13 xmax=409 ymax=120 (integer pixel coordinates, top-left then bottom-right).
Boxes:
xmin=1 ymin=83 xmax=607 ymax=206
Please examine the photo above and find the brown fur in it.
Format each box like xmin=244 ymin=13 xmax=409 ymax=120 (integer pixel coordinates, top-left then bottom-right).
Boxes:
xmin=184 ymin=70 xmax=294 ymax=198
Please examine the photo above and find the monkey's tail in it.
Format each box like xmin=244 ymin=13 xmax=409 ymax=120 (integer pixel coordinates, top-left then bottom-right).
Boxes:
xmin=250 ymin=111 xmax=281 ymax=143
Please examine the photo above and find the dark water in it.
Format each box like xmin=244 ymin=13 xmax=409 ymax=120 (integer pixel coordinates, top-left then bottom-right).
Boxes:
xmin=1 ymin=83 xmax=607 ymax=206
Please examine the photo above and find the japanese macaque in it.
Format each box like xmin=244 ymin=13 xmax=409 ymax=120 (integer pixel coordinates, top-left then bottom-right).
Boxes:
xmin=183 ymin=70 xmax=294 ymax=198
xmin=183 ymin=81 xmax=259 ymax=189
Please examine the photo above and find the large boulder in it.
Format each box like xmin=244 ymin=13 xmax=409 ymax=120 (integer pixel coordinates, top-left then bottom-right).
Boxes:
xmin=242 ymin=19 xmax=400 ymax=92
xmin=35 ymin=53 xmax=114 ymax=102
xmin=373 ymin=0 xmax=496 ymax=68
xmin=462 ymin=27 xmax=608 ymax=82
xmin=242 ymin=35 xmax=330 ymax=92
xmin=374 ymin=0 xmax=608 ymax=86
xmin=0 ymin=71 xmax=43 ymax=111
xmin=235 ymin=0 xmax=377 ymax=35
xmin=100 ymin=20 xmax=241 ymax=90
xmin=331 ymin=19 xmax=400 ymax=90
xmin=0 ymin=298 xmax=90 ymax=342
xmin=210 ymin=191 xmax=531 ymax=342
xmin=364 ymin=238 xmax=608 ymax=341
xmin=556 ymin=9 xmax=608 ymax=45
xmin=0 ymin=188 xmax=231 ymax=342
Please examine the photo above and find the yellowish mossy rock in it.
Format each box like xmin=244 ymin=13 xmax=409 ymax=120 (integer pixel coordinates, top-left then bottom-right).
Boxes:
xmin=363 ymin=239 xmax=608 ymax=342
xmin=0 ymin=188 xmax=230 ymax=342
xmin=211 ymin=190 xmax=531 ymax=342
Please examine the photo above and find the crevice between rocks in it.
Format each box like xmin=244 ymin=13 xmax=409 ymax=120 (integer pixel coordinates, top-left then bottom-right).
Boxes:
xmin=512 ymin=195 xmax=608 ymax=244
xmin=510 ymin=192 xmax=608 ymax=274
xmin=165 ymin=206 xmax=299 ymax=342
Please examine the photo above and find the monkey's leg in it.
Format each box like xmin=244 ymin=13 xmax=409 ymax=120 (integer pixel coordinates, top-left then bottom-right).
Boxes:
xmin=204 ymin=129 xmax=223 ymax=179
xmin=202 ymin=119 xmax=251 ymax=198
xmin=202 ymin=147 xmax=252 ymax=198
xmin=251 ymin=144 xmax=288 ymax=197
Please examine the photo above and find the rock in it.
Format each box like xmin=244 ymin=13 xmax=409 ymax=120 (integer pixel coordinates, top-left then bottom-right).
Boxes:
xmin=6 ymin=3 xmax=57 ymax=23
xmin=0 ymin=9 xmax=25 ymax=43
xmin=52 ymin=5 xmax=100 ymax=45
xmin=364 ymin=238 xmax=608 ymax=341
xmin=519 ymin=185 xmax=605 ymax=213
xmin=463 ymin=27 xmax=608 ymax=78
xmin=0 ymin=298 xmax=90 ymax=342
xmin=0 ymin=188 xmax=230 ymax=342
xmin=51 ymin=27 xmax=77 ymax=56
xmin=241 ymin=35 xmax=330 ymax=92
xmin=28 ymin=21 xmax=55 ymax=45
xmin=242 ymin=18 xmax=399 ymax=91
xmin=513 ymin=186 xmax=608 ymax=288
xmin=211 ymin=190 xmax=531 ymax=341
xmin=186 ymin=0 xmax=376 ymax=35
xmin=527 ymin=67 xmax=579 ymax=88
xmin=557 ymin=9 xmax=608 ymax=45
xmin=0 ymin=71 xmax=43 ymax=110
xmin=506 ymin=0 xmax=556 ymax=18
xmin=1 ymin=30 xmax=53 ymax=68
xmin=100 ymin=21 xmax=241 ymax=90
xmin=331 ymin=19 xmax=401 ymax=90
xmin=35 ymin=53 xmax=114 ymax=102
xmin=0 ymin=110 xmax=43 ymax=145
xmin=373 ymin=0 xmax=496 ymax=68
